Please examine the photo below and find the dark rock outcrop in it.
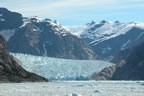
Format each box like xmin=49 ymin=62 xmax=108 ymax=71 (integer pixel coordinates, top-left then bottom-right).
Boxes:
xmin=0 ymin=35 xmax=48 ymax=82
xmin=111 ymin=41 xmax=144 ymax=80
xmin=111 ymin=48 xmax=132 ymax=64
xmin=89 ymin=61 xmax=125 ymax=80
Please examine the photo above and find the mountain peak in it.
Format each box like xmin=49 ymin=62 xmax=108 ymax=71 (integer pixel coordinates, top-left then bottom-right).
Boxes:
xmin=0 ymin=7 xmax=9 ymax=12
xmin=90 ymin=20 xmax=95 ymax=25
xmin=29 ymin=16 xmax=43 ymax=23
xmin=115 ymin=21 xmax=120 ymax=23
xmin=100 ymin=20 xmax=108 ymax=24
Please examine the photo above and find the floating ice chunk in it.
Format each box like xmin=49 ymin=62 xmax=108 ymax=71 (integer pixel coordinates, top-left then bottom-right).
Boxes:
xmin=94 ymin=90 xmax=101 ymax=93
xmin=32 ymin=28 xmax=39 ymax=31
xmin=20 ymin=20 xmax=30 ymax=28
xmin=67 ymin=93 xmax=81 ymax=96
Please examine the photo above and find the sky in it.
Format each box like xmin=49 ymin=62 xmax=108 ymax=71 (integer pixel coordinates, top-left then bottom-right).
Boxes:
xmin=0 ymin=0 xmax=144 ymax=25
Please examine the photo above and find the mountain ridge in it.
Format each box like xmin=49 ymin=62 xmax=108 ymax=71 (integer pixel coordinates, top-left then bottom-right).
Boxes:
xmin=66 ymin=20 xmax=144 ymax=60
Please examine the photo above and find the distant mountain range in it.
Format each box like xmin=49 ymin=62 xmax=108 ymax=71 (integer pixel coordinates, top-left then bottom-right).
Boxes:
xmin=66 ymin=20 xmax=144 ymax=61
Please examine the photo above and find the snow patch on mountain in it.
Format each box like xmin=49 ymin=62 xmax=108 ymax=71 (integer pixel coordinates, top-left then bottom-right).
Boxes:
xmin=121 ymin=40 xmax=131 ymax=50
xmin=135 ymin=22 xmax=144 ymax=29
xmin=43 ymin=43 xmax=47 ymax=56
xmin=20 ymin=17 xmax=43 ymax=28
xmin=21 ymin=17 xmax=69 ymax=37
xmin=135 ymin=32 xmax=144 ymax=41
xmin=11 ymin=53 xmax=114 ymax=80
xmin=65 ymin=25 xmax=87 ymax=37
xmin=0 ymin=29 xmax=15 ymax=41
xmin=20 ymin=19 xmax=30 ymax=28
xmin=46 ymin=21 xmax=68 ymax=36
xmin=84 ymin=22 xmax=133 ymax=45
xmin=0 ymin=18 xmax=5 ymax=22
xmin=0 ymin=14 xmax=4 ymax=21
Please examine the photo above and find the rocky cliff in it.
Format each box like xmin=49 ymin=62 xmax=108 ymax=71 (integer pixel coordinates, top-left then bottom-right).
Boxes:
xmin=0 ymin=35 xmax=48 ymax=82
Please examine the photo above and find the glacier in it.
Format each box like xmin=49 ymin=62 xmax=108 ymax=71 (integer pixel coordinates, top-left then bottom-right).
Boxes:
xmin=11 ymin=53 xmax=114 ymax=80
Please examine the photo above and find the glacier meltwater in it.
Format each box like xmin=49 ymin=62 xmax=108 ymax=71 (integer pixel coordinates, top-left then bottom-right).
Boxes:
xmin=11 ymin=53 xmax=114 ymax=80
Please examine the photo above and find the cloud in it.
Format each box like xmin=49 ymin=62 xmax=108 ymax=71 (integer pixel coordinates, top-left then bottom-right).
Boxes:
xmin=1 ymin=0 xmax=144 ymax=13
xmin=9 ymin=0 xmax=115 ymax=12
xmin=1 ymin=0 xmax=120 ymax=17
xmin=1 ymin=0 xmax=144 ymax=25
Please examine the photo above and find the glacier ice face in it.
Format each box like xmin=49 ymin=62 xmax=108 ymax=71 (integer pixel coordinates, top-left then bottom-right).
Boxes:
xmin=11 ymin=53 xmax=114 ymax=80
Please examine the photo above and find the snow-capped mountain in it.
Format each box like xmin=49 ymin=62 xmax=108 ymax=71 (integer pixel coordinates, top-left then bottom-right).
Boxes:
xmin=66 ymin=20 xmax=144 ymax=60
xmin=11 ymin=53 xmax=114 ymax=80
xmin=0 ymin=8 xmax=96 ymax=60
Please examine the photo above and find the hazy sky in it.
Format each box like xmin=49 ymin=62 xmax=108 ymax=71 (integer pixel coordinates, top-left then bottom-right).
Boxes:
xmin=0 ymin=0 xmax=144 ymax=25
